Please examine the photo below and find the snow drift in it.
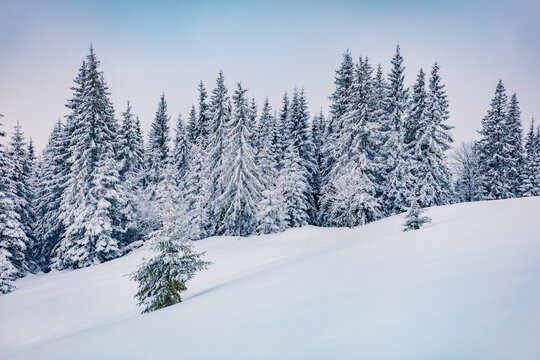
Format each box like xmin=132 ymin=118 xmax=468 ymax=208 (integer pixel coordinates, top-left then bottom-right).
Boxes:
xmin=1 ymin=197 xmax=540 ymax=359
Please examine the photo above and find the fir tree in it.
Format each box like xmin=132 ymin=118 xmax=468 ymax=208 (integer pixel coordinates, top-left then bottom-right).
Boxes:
xmin=131 ymin=197 xmax=210 ymax=313
xmin=205 ymin=71 xmax=231 ymax=235
xmin=402 ymin=196 xmax=431 ymax=231
xmin=280 ymin=141 xmax=310 ymax=228
xmin=146 ymin=93 xmax=170 ymax=191
xmin=505 ymin=93 xmax=524 ymax=196
xmin=275 ymin=92 xmax=290 ymax=168
xmin=197 ymin=81 xmax=210 ymax=147
xmin=117 ymin=101 xmax=145 ymax=243
xmin=477 ymin=80 xmax=513 ymax=200
xmin=182 ymin=138 xmax=208 ymax=239
xmin=320 ymin=51 xmax=355 ymax=211
xmin=34 ymin=120 xmax=69 ymax=269
xmin=0 ymin=114 xmax=27 ymax=281
xmin=321 ymin=57 xmax=381 ymax=227
xmin=118 ymin=101 xmax=145 ymax=185
xmin=381 ymin=45 xmax=410 ymax=215
xmin=8 ymin=122 xmax=34 ymax=269
xmin=311 ymin=109 xmax=325 ymax=216
xmin=285 ymin=88 xmax=316 ymax=222
xmin=219 ymin=83 xmax=262 ymax=236
xmin=54 ymin=46 xmax=125 ymax=269
xmin=171 ymin=113 xmax=190 ymax=192
xmin=520 ymin=118 xmax=540 ymax=196
xmin=187 ymin=104 xmax=198 ymax=144
xmin=256 ymin=98 xmax=278 ymax=186
xmin=404 ymin=65 xmax=453 ymax=207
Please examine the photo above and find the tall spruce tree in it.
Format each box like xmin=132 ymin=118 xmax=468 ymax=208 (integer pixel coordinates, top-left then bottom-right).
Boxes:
xmin=381 ymin=45 xmax=410 ymax=215
xmin=146 ymin=93 xmax=171 ymax=191
xmin=8 ymin=122 xmax=34 ymax=269
xmin=404 ymin=65 xmax=453 ymax=207
xmin=34 ymin=121 xmax=69 ymax=269
xmin=171 ymin=113 xmax=190 ymax=192
xmin=197 ymin=81 xmax=210 ymax=147
xmin=275 ymin=92 xmax=290 ymax=169
xmin=477 ymin=80 xmax=513 ymax=200
xmin=520 ymin=118 xmax=540 ymax=196
xmin=118 ymin=101 xmax=145 ymax=185
xmin=321 ymin=57 xmax=381 ymax=227
xmin=117 ymin=101 xmax=145 ymax=243
xmin=285 ymin=88 xmax=316 ymax=222
xmin=320 ymin=51 xmax=355 ymax=206
xmin=0 ymin=115 xmax=28 ymax=281
xmin=505 ymin=93 xmax=524 ymax=196
xmin=219 ymin=83 xmax=262 ymax=236
xmin=205 ymin=72 xmax=231 ymax=235
xmin=53 ymin=46 xmax=126 ymax=269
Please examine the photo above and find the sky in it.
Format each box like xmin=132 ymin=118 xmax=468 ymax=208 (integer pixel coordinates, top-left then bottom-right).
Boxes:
xmin=1 ymin=0 xmax=539 ymax=152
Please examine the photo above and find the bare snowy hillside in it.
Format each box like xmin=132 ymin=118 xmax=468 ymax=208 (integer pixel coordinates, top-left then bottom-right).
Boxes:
xmin=1 ymin=197 xmax=540 ymax=360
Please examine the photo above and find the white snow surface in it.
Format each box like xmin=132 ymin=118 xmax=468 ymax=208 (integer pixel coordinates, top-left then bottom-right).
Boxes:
xmin=1 ymin=197 xmax=540 ymax=359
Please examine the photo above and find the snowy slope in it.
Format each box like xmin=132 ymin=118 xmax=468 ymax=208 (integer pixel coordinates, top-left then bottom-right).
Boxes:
xmin=1 ymin=197 xmax=540 ymax=360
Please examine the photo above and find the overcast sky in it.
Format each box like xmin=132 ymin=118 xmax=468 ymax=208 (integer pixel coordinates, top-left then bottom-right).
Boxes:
xmin=1 ymin=0 xmax=539 ymax=151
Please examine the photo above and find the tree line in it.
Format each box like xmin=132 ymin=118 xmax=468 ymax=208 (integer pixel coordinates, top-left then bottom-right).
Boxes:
xmin=1 ymin=45 xmax=538 ymax=294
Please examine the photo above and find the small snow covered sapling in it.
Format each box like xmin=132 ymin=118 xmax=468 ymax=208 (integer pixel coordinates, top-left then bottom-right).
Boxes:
xmin=402 ymin=198 xmax=431 ymax=231
xmin=131 ymin=198 xmax=211 ymax=313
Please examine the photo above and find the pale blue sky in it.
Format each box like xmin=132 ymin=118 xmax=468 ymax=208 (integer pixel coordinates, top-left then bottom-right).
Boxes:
xmin=1 ymin=0 xmax=539 ymax=151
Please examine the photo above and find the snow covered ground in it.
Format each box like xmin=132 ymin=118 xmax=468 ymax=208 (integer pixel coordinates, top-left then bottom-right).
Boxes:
xmin=1 ymin=197 xmax=540 ymax=359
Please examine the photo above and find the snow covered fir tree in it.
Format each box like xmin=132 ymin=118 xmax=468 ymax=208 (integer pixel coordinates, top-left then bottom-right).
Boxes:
xmin=131 ymin=197 xmax=210 ymax=313
xmin=1 ymin=44 xmax=539 ymax=298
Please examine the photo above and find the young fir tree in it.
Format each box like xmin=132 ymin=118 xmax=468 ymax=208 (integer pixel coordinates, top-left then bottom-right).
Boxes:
xmin=382 ymin=45 xmax=410 ymax=215
xmin=53 ymin=46 xmax=126 ymax=269
xmin=402 ymin=196 xmax=431 ymax=231
xmin=505 ymin=93 xmax=524 ymax=196
xmin=520 ymin=118 xmax=540 ymax=196
xmin=205 ymin=71 xmax=231 ymax=236
xmin=8 ymin=122 xmax=34 ymax=269
xmin=0 ymin=115 xmax=27 ymax=283
xmin=219 ymin=83 xmax=262 ymax=236
xmin=131 ymin=197 xmax=210 ymax=313
xmin=146 ymin=93 xmax=171 ymax=192
xmin=476 ymin=80 xmax=513 ymax=200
